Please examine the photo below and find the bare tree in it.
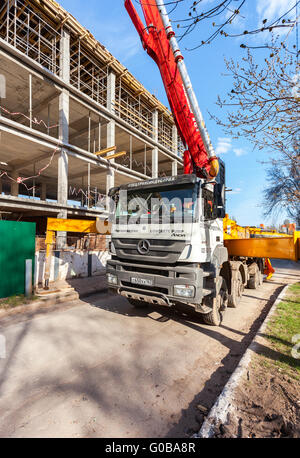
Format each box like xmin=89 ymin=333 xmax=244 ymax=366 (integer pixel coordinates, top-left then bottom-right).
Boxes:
xmin=212 ymin=43 xmax=299 ymax=155
xmin=134 ymin=1 xmax=300 ymax=222
xmin=211 ymin=39 xmax=299 ymax=224
xmin=263 ymin=152 xmax=300 ymax=226
xmin=135 ymin=0 xmax=299 ymax=51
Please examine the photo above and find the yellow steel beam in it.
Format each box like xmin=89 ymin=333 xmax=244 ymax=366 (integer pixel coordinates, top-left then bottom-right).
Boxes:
xmin=105 ymin=151 xmax=127 ymax=161
xmin=47 ymin=218 xmax=98 ymax=233
xmin=46 ymin=218 xmax=111 ymax=235
xmin=44 ymin=230 xmax=55 ymax=290
xmin=95 ymin=146 xmax=117 ymax=156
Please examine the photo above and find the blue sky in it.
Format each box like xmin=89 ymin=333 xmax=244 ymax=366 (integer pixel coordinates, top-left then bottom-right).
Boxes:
xmin=59 ymin=0 xmax=296 ymax=227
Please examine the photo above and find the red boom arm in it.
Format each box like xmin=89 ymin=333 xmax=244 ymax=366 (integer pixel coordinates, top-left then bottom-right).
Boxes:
xmin=125 ymin=0 xmax=218 ymax=179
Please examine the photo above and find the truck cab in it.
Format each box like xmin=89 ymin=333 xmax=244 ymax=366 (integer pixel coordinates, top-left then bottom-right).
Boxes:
xmin=106 ymin=163 xmax=228 ymax=325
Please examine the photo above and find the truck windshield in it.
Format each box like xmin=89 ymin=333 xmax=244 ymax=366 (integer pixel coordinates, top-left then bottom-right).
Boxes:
xmin=115 ymin=184 xmax=198 ymax=224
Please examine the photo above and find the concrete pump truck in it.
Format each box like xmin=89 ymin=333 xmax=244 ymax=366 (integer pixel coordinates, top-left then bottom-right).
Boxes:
xmin=106 ymin=0 xmax=264 ymax=326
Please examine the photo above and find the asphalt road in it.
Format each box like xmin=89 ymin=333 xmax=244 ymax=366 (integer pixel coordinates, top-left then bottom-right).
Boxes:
xmin=0 ymin=260 xmax=299 ymax=438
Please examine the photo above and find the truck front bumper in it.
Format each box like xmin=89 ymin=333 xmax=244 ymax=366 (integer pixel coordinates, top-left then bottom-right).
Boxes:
xmin=106 ymin=257 xmax=208 ymax=309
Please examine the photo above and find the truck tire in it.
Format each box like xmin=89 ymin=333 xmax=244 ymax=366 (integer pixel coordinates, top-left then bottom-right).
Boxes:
xmin=203 ymin=278 xmax=228 ymax=326
xmin=228 ymin=270 xmax=244 ymax=308
xmin=128 ymin=299 xmax=148 ymax=309
xmin=247 ymin=268 xmax=260 ymax=290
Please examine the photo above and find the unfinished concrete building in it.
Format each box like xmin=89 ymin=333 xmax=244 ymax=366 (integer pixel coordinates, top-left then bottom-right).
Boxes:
xmin=0 ymin=0 xmax=184 ymax=240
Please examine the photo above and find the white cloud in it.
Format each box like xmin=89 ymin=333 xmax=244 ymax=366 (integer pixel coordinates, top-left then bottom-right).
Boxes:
xmin=104 ymin=33 xmax=141 ymax=63
xmin=215 ymin=137 xmax=232 ymax=155
xmin=233 ymin=148 xmax=248 ymax=157
xmin=215 ymin=138 xmax=248 ymax=157
xmin=256 ymin=0 xmax=295 ymax=24
xmin=231 ymin=188 xmax=242 ymax=195
xmin=291 ymin=73 xmax=300 ymax=98
xmin=82 ymin=15 xmax=142 ymax=63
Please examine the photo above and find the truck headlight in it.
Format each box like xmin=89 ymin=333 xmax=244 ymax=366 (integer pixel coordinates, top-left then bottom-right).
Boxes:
xmin=107 ymin=273 xmax=118 ymax=285
xmin=174 ymin=285 xmax=195 ymax=298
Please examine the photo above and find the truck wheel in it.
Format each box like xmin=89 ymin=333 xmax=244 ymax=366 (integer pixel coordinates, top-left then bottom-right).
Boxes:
xmin=228 ymin=271 xmax=244 ymax=308
xmin=128 ymin=299 xmax=148 ymax=309
xmin=203 ymin=278 xmax=228 ymax=326
xmin=247 ymin=268 xmax=260 ymax=290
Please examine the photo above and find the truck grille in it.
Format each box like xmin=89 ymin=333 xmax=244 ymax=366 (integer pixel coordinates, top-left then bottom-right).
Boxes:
xmin=112 ymin=238 xmax=186 ymax=264
xmin=122 ymin=265 xmax=169 ymax=277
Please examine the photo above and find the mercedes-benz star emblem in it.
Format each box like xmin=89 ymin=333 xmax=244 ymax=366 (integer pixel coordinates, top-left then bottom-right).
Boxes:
xmin=137 ymin=239 xmax=150 ymax=255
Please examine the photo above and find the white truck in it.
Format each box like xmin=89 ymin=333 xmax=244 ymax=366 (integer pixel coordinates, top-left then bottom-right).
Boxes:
xmin=106 ymin=0 xmax=264 ymax=325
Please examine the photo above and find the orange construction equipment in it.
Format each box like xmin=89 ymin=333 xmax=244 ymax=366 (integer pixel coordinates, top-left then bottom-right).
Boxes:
xmin=223 ymin=215 xmax=300 ymax=280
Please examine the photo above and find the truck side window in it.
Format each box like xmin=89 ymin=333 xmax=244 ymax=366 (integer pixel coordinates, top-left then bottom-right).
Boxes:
xmin=203 ymin=188 xmax=215 ymax=220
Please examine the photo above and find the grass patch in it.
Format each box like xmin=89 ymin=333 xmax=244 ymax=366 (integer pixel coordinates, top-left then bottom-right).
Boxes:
xmin=262 ymin=282 xmax=300 ymax=380
xmin=0 ymin=294 xmax=38 ymax=310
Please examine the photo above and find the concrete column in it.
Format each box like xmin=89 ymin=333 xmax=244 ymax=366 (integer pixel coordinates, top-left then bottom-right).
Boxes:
xmin=172 ymin=160 xmax=178 ymax=176
xmin=107 ymin=71 xmax=116 ymax=113
xmin=172 ymin=125 xmax=178 ymax=176
xmin=11 ymin=170 xmax=19 ymax=197
xmin=106 ymin=71 xmax=116 ymax=209
xmin=152 ymin=110 xmax=159 ymax=178
xmin=57 ymin=28 xmax=70 ymax=249
xmin=41 ymin=182 xmax=47 ymax=201
xmin=172 ymin=125 xmax=178 ymax=155
xmin=60 ymin=29 xmax=70 ymax=83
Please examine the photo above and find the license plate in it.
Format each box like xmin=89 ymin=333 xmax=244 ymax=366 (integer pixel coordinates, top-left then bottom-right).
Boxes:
xmin=131 ymin=277 xmax=153 ymax=286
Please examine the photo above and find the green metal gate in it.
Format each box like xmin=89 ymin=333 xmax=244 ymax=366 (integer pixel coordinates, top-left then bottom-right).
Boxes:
xmin=0 ymin=221 xmax=36 ymax=299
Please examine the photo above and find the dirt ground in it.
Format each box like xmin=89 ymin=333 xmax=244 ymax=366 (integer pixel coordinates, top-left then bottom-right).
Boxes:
xmin=212 ymin=280 xmax=300 ymax=439
xmin=0 ymin=259 xmax=299 ymax=438
xmin=215 ymin=359 xmax=300 ymax=438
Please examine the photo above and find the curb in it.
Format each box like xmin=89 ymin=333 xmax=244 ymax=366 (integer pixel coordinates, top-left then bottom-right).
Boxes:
xmin=197 ymin=283 xmax=291 ymax=438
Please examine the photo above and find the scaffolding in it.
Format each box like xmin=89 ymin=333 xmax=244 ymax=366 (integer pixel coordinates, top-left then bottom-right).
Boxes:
xmin=114 ymin=77 xmax=154 ymax=138
xmin=0 ymin=0 xmax=180 ymax=157
xmin=70 ymin=35 xmax=108 ymax=108
xmin=158 ymin=113 xmax=174 ymax=152
xmin=0 ymin=0 xmax=183 ymax=222
xmin=0 ymin=0 xmax=61 ymax=75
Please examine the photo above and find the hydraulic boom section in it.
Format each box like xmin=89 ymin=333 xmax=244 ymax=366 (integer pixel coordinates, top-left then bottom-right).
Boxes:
xmin=124 ymin=0 xmax=219 ymax=179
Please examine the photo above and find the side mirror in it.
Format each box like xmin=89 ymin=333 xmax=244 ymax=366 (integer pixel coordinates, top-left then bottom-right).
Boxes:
xmin=217 ymin=207 xmax=226 ymax=219
xmin=108 ymin=186 xmax=120 ymax=198
xmin=214 ymin=183 xmax=225 ymax=219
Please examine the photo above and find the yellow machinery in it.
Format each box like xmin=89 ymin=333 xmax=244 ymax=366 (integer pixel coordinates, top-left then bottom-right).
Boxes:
xmin=44 ymin=218 xmax=111 ymax=289
xmin=248 ymin=228 xmax=291 ymax=238
xmin=223 ymin=215 xmax=300 ymax=280
xmin=223 ymin=215 xmax=250 ymax=240
xmin=43 ymin=215 xmax=299 ymax=289
xmin=224 ymin=231 xmax=300 ymax=262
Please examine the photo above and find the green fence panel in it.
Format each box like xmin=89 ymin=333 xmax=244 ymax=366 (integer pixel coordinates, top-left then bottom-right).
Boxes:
xmin=0 ymin=221 xmax=36 ymax=299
